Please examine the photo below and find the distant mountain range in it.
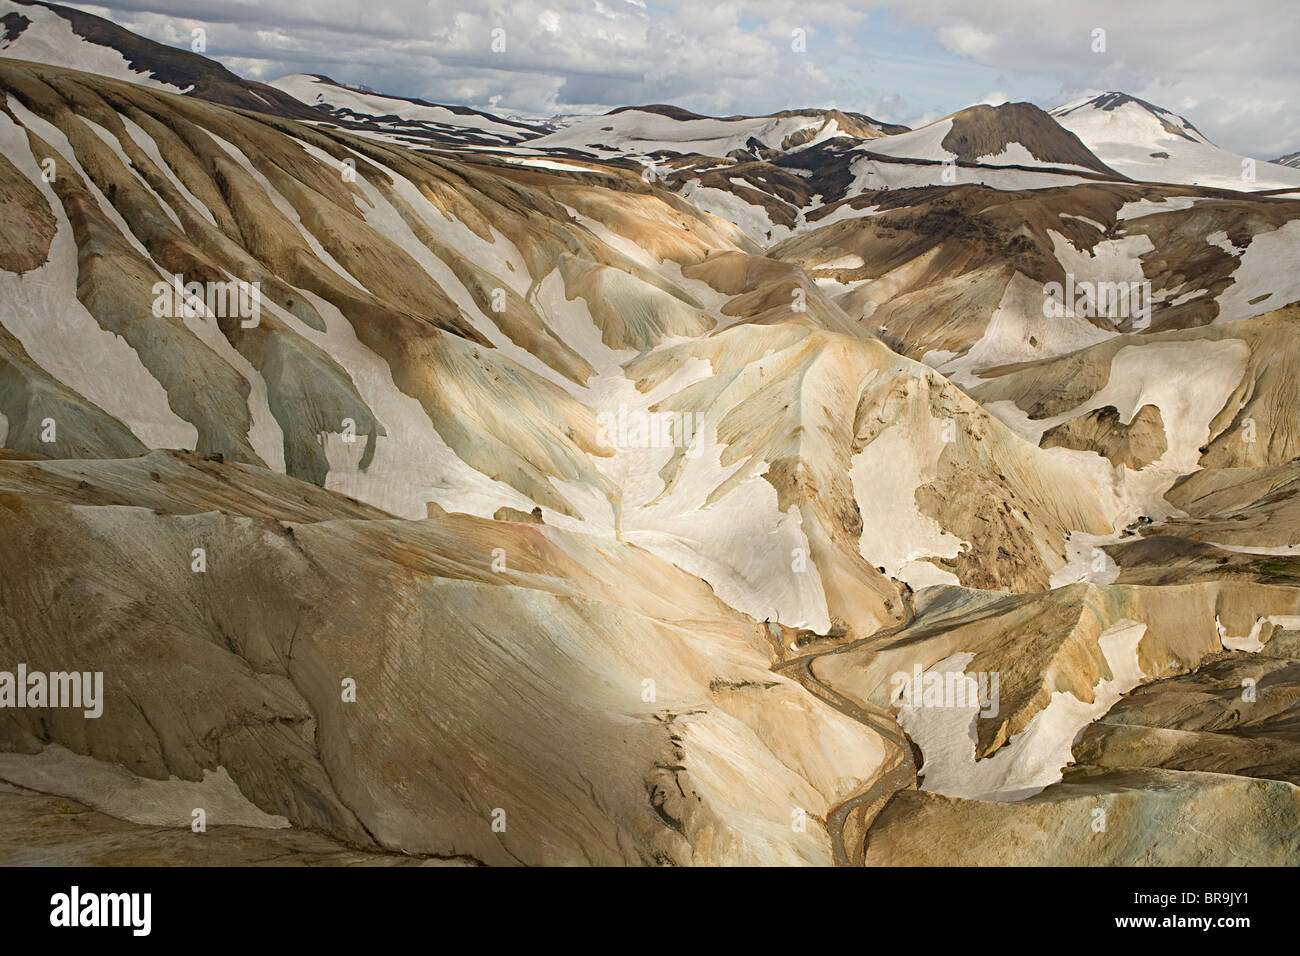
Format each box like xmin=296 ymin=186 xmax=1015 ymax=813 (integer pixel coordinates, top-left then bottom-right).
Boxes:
xmin=4 ymin=0 xmax=1297 ymax=193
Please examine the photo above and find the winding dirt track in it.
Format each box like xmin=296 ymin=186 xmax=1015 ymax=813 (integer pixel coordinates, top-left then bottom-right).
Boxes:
xmin=772 ymin=593 xmax=917 ymax=866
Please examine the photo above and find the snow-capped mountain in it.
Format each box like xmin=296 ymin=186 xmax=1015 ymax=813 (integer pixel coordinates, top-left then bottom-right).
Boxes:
xmin=863 ymin=102 xmax=1117 ymax=174
xmin=1053 ymin=92 xmax=1300 ymax=191
xmin=619 ymin=102 xmax=1125 ymax=246
xmin=269 ymin=73 xmax=548 ymax=148
xmin=0 ymin=0 xmax=318 ymax=118
xmin=529 ymin=103 xmax=908 ymax=160
xmin=1271 ymin=150 xmax=1300 ymax=168
xmin=505 ymin=112 xmax=592 ymax=133
xmin=0 ymin=0 xmax=185 ymax=93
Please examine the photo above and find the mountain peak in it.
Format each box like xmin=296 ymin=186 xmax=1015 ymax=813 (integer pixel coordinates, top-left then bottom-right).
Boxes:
xmin=267 ymin=72 xmax=548 ymax=144
xmin=0 ymin=0 xmax=321 ymax=118
xmin=1052 ymin=91 xmax=1208 ymax=144
xmin=1048 ymin=89 xmax=1300 ymax=189
xmin=940 ymin=100 xmax=1121 ymax=175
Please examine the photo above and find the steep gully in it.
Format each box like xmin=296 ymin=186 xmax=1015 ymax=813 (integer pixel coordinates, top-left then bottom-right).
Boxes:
xmin=770 ymin=591 xmax=919 ymax=866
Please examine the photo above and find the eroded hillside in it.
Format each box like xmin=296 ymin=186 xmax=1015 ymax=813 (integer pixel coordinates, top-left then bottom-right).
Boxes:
xmin=1 ymin=35 xmax=1298 ymax=867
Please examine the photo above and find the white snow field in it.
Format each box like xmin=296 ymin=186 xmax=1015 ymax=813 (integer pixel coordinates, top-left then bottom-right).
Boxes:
xmin=0 ymin=0 xmax=193 ymax=93
xmin=1054 ymin=93 xmax=1300 ymax=192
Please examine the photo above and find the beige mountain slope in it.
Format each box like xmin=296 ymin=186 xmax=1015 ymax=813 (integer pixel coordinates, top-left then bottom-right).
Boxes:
xmin=1074 ymin=649 xmax=1300 ymax=786
xmin=968 ymin=303 xmax=1300 ymax=529
xmin=624 ymin=320 xmax=1113 ymax=629
xmin=0 ymin=58 xmax=715 ymax=520
xmin=1 ymin=38 xmax=1299 ymax=868
xmin=1040 ymin=403 xmax=1167 ymax=469
xmin=1152 ymin=462 xmax=1300 ymax=548
xmin=770 ymin=183 xmax=1300 ymax=385
xmin=864 ymin=766 xmax=1299 ymax=865
xmin=855 ymin=597 xmax=1300 ymax=866
xmin=0 ymin=450 xmax=889 ymax=865
xmin=0 ymin=56 xmax=1129 ymax=641
xmin=816 ymin=578 xmax=1300 ymax=864
xmin=0 ymin=792 xmax=471 ymax=866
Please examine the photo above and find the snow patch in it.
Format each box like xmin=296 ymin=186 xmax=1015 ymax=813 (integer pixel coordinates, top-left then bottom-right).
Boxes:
xmin=0 ymin=744 xmax=288 ymax=828
xmin=0 ymin=103 xmax=197 ymax=450
xmin=898 ymin=619 xmax=1147 ymax=800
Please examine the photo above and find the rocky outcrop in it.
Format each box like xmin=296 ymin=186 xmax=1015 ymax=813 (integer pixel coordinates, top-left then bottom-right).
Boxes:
xmin=863 ymin=637 xmax=1300 ymax=866
xmin=863 ymin=766 xmax=1300 ymax=865
xmin=1041 ymin=403 xmax=1167 ymax=468
xmin=1074 ymin=652 xmax=1300 ymax=784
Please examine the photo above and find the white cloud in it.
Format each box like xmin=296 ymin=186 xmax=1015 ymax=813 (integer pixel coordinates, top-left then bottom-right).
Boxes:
xmin=87 ymin=0 xmax=881 ymax=116
xmin=883 ymin=0 xmax=1300 ymax=156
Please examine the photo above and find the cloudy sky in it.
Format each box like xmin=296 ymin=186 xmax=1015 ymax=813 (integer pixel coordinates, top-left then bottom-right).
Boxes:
xmin=79 ymin=0 xmax=1299 ymax=158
